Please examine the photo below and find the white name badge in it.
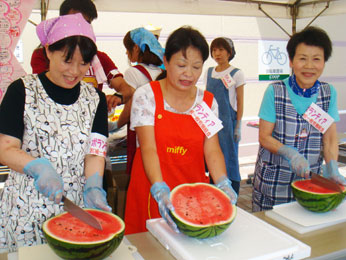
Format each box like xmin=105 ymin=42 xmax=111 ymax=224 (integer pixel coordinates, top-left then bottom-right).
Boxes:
xmin=87 ymin=133 xmax=108 ymax=157
xmin=190 ymin=101 xmax=223 ymax=138
xmin=221 ymin=74 xmax=235 ymax=89
xmin=302 ymin=102 xmax=334 ymax=134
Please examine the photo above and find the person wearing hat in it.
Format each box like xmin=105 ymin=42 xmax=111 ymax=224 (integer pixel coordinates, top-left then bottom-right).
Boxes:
xmin=109 ymin=27 xmax=164 ymax=175
xmin=30 ymin=0 xmax=132 ymax=111
xmin=206 ymin=37 xmax=245 ymax=195
xmin=0 ymin=13 xmax=111 ymax=253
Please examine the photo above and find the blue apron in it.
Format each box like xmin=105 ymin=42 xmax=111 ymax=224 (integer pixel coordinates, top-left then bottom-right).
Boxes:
xmin=252 ymin=80 xmax=331 ymax=212
xmin=206 ymin=67 xmax=240 ymax=182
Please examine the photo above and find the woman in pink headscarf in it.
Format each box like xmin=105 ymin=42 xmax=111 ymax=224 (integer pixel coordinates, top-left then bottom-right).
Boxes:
xmin=0 ymin=13 xmax=111 ymax=253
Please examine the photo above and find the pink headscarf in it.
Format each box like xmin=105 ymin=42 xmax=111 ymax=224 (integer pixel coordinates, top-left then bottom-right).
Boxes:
xmin=36 ymin=13 xmax=96 ymax=46
xmin=36 ymin=13 xmax=107 ymax=84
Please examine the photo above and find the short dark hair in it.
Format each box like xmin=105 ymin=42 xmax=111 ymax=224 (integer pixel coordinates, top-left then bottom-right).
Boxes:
xmin=123 ymin=31 xmax=162 ymax=66
xmin=286 ymin=26 xmax=332 ymax=61
xmin=164 ymin=26 xmax=209 ymax=63
xmin=48 ymin=36 xmax=97 ymax=64
xmin=59 ymin=0 xmax=98 ymax=22
xmin=210 ymin=38 xmax=234 ymax=61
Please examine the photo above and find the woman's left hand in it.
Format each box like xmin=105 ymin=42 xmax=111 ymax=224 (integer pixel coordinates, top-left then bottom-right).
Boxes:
xmin=83 ymin=172 xmax=112 ymax=211
xmin=322 ymin=160 xmax=346 ymax=185
xmin=215 ymin=176 xmax=238 ymax=204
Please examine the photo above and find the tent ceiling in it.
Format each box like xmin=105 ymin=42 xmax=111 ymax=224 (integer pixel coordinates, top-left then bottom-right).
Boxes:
xmin=33 ymin=0 xmax=344 ymax=19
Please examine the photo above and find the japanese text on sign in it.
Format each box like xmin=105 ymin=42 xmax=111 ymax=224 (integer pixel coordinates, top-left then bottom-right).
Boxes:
xmin=88 ymin=133 xmax=108 ymax=157
xmin=190 ymin=101 xmax=223 ymax=138
xmin=302 ymin=102 xmax=334 ymax=134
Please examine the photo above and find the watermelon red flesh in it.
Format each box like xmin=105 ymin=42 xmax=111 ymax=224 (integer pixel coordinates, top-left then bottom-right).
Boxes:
xmin=43 ymin=209 xmax=125 ymax=260
xmin=172 ymin=185 xmax=232 ymax=226
xmin=46 ymin=210 xmax=122 ymax=243
xmin=291 ymin=179 xmax=346 ymax=213
xmin=293 ymin=179 xmax=346 ymax=194
xmin=170 ymin=183 xmax=236 ymax=239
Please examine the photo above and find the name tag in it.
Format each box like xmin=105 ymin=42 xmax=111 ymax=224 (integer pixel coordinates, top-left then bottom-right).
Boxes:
xmin=190 ymin=101 xmax=223 ymax=138
xmin=87 ymin=133 xmax=108 ymax=157
xmin=302 ymin=103 xmax=334 ymax=134
xmin=221 ymin=74 xmax=235 ymax=89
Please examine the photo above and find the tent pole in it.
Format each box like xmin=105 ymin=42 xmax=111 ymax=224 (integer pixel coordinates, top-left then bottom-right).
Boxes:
xmin=303 ymin=1 xmax=330 ymax=29
xmin=258 ymin=3 xmax=291 ymax=37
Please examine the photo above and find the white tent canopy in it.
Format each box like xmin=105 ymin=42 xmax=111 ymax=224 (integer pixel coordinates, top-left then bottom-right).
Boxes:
xmin=34 ymin=0 xmax=345 ymax=19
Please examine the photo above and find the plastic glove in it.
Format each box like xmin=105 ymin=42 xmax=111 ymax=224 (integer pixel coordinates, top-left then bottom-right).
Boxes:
xmin=23 ymin=158 xmax=63 ymax=203
xmin=83 ymin=172 xmax=112 ymax=212
xmin=234 ymin=120 xmax=242 ymax=143
xmin=215 ymin=176 xmax=238 ymax=204
xmin=150 ymin=182 xmax=179 ymax=233
xmin=278 ymin=145 xmax=310 ymax=178
xmin=108 ymin=121 xmax=119 ymax=134
xmin=322 ymin=160 xmax=346 ymax=185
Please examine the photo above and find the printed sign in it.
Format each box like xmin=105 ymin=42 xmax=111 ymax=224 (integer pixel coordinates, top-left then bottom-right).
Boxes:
xmin=190 ymin=101 xmax=223 ymax=138
xmin=303 ymin=102 xmax=334 ymax=134
xmin=88 ymin=133 xmax=108 ymax=157
xmin=0 ymin=0 xmax=35 ymax=104
xmin=258 ymin=40 xmax=290 ymax=81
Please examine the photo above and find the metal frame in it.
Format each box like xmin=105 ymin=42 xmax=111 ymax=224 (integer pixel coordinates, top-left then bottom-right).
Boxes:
xmin=221 ymin=0 xmax=333 ymax=36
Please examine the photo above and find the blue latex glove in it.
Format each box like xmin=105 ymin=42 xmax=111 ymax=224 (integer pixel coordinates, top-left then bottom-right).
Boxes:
xmin=278 ymin=145 xmax=310 ymax=178
xmin=234 ymin=120 xmax=241 ymax=143
xmin=322 ymin=160 xmax=346 ymax=185
xmin=108 ymin=121 xmax=119 ymax=133
xmin=150 ymin=182 xmax=179 ymax=233
xmin=23 ymin=158 xmax=63 ymax=203
xmin=83 ymin=172 xmax=112 ymax=212
xmin=215 ymin=176 xmax=238 ymax=204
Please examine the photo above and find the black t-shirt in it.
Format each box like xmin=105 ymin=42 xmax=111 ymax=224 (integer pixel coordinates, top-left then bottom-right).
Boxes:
xmin=0 ymin=73 xmax=108 ymax=141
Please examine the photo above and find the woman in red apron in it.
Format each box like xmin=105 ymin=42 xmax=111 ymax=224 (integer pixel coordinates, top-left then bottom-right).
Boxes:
xmin=124 ymin=26 xmax=238 ymax=235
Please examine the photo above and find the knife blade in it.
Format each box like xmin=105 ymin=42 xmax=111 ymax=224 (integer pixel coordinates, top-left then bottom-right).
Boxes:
xmin=62 ymin=196 xmax=103 ymax=230
xmin=310 ymin=172 xmax=343 ymax=193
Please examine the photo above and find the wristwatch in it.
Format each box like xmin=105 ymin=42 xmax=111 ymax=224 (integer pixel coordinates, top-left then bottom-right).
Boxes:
xmin=113 ymin=92 xmax=123 ymax=104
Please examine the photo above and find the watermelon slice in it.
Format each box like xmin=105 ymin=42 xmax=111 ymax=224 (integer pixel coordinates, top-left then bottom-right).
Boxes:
xmin=42 ymin=209 xmax=125 ymax=260
xmin=170 ymin=183 xmax=236 ymax=239
xmin=291 ymin=179 xmax=346 ymax=212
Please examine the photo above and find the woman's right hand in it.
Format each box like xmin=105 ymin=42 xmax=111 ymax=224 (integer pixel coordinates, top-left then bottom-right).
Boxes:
xmin=150 ymin=182 xmax=179 ymax=233
xmin=278 ymin=145 xmax=310 ymax=178
xmin=23 ymin=158 xmax=63 ymax=203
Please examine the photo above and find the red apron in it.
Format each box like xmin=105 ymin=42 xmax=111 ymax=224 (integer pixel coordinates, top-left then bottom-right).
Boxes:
xmin=124 ymin=81 xmax=213 ymax=234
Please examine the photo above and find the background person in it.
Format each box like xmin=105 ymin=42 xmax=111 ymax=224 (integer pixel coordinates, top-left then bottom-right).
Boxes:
xmin=206 ymin=37 xmax=245 ymax=194
xmin=30 ymin=0 xmax=133 ymax=110
xmin=124 ymin=26 xmax=237 ymax=235
xmin=0 ymin=13 xmax=111 ymax=253
xmin=252 ymin=26 xmax=346 ymax=212
xmin=109 ymin=27 xmax=164 ymax=175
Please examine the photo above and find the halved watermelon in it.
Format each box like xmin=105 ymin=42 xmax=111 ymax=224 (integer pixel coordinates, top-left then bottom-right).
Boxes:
xmin=291 ymin=179 xmax=346 ymax=212
xmin=42 ymin=209 xmax=125 ymax=260
xmin=170 ymin=183 xmax=236 ymax=239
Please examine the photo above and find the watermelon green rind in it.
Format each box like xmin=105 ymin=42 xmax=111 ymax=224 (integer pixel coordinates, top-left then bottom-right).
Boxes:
xmin=170 ymin=183 xmax=236 ymax=239
xmin=291 ymin=179 xmax=346 ymax=213
xmin=43 ymin=209 xmax=125 ymax=260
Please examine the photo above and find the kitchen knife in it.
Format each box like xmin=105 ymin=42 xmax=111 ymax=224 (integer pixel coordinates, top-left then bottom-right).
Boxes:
xmin=310 ymin=172 xmax=343 ymax=193
xmin=62 ymin=196 xmax=103 ymax=230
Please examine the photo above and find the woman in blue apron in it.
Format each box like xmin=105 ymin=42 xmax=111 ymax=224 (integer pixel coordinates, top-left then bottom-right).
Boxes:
xmin=206 ymin=37 xmax=245 ymax=194
xmin=252 ymin=26 xmax=346 ymax=212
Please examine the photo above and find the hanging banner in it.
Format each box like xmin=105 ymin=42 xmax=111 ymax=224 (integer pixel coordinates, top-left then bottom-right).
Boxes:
xmin=0 ymin=0 xmax=36 ymax=104
xmin=258 ymin=40 xmax=290 ymax=81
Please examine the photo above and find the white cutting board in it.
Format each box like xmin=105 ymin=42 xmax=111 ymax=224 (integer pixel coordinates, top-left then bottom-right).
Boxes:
xmin=147 ymin=207 xmax=310 ymax=260
xmin=265 ymin=201 xmax=346 ymax=234
xmin=17 ymin=240 xmax=138 ymax=260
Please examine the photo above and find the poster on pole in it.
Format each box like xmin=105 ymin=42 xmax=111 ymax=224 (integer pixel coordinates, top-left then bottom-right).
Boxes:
xmin=258 ymin=40 xmax=290 ymax=81
xmin=0 ymin=0 xmax=36 ymax=104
